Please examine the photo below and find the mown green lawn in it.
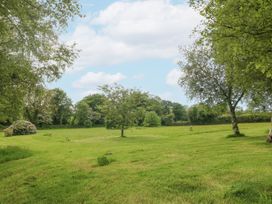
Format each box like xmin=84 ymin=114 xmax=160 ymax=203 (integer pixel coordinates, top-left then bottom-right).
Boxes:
xmin=0 ymin=123 xmax=272 ymax=204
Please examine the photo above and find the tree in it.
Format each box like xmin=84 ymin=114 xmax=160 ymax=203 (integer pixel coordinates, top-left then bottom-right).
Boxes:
xmin=0 ymin=56 xmax=38 ymax=123
xmin=130 ymin=91 xmax=150 ymax=126
xmin=0 ymin=0 xmax=80 ymax=80
xmin=247 ymin=82 xmax=272 ymax=127
xmin=0 ymin=0 xmax=80 ymax=123
xmin=187 ymin=103 xmax=218 ymax=124
xmin=100 ymin=84 xmax=139 ymax=137
xmin=190 ymin=0 xmax=272 ymax=80
xmin=146 ymin=96 xmax=164 ymax=116
xmin=74 ymin=102 xmax=93 ymax=127
xmin=161 ymin=113 xmax=174 ymax=126
xmin=144 ymin=111 xmax=161 ymax=127
xmin=80 ymin=94 xmax=106 ymax=125
xmin=24 ymin=85 xmax=53 ymax=126
xmin=50 ymin=89 xmax=73 ymax=125
xmin=172 ymin=103 xmax=187 ymax=121
xmin=179 ymin=44 xmax=245 ymax=135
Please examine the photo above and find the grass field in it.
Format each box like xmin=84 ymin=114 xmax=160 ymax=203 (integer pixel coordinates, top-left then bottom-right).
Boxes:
xmin=0 ymin=123 xmax=272 ymax=204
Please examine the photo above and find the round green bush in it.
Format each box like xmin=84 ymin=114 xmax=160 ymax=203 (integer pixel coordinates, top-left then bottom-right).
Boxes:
xmin=97 ymin=156 xmax=110 ymax=166
xmin=4 ymin=120 xmax=37 ymax=137
xmin=144 ymin=111 xmax=161 ymax=127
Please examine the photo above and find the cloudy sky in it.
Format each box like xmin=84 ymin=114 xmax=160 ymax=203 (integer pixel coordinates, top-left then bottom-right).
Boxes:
xmin=48 ymin=0 xmax=202 ymax=104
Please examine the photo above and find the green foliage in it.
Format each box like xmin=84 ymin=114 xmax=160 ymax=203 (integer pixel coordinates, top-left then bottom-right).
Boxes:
xmin=80 ymin=94 xmax=106 ymax=125
xmin=0 ymin=0 xmax=80 ymax=123
xmin=179 ymin=44 xmax=245 ymax=134
xmin=0 ymin=146 xmax=32 ymax=164
xmin=100 ymin=84 xmax=141 ymax=136
xmin=144 ymin=111 xmax=161 ymax=127
xmin=172 ymin=103 xmax=187 ymax=121
xmin=3 ymin=127 xmax=13 ymax=137
xmin=97 ymin=156 xmax=110 ymax=166
xmin=130 ymin=92 xmax=151 ymax=126
xmin=187 ymin=104 xmax=218 ymax=124
xmin=74 ymin=102 xmax=93 ymax=127
xmin=0 ymin=0 xmax=80 ymax=81
xmin=219 ymin=112 xmax=271 ymax=124
xmin=4 ymin=120 xmax=37 ymax=136
xmin=50 ymin=89 xmax=73 ymax=125
xmin=0 ymin=56 xmax=37 ymax=123
xmin=161 ymin=113 xmax=175 ymax=126
xmin=186 ymin=111 xmax=271 ymax=125
xmin=24 ymin=85 xmax=53 ymax=126
xmin=190 ymin=0 xmax=272 ymax=81
xmin=146 ymin=97 xmax=164 ymax=116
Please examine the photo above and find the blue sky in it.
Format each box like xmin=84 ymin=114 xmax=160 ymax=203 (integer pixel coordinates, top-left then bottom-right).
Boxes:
xmin=49 ymin=0 xmax=201 ymax=105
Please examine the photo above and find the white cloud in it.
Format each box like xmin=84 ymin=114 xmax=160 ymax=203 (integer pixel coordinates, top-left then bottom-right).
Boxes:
xmin=166 ymin=68 xmax=182 ymax=86
xmin=73 ymin=72 xmax=126 ymax=89
xmin=67 ymin=0 xmax=202 ymax=70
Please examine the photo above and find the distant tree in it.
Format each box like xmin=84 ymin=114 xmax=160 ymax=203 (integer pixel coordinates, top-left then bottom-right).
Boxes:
xmin=74 ymin=102 xmax=93 ymax=127
xmin=179 ymin=44 xmax=245 ymax=135
xmin=50 ymin=89 xmax=73 ymax=125
xmin=130 ymin=91 xmax=150 ymax=126
xmin=187 ymin=103 xmax=218 ymax=124
xmin=146 ymin=96 xmax=164 ymax=116
xmin=247 ymin=82 xmax=272 ymax=129
xmin=144 ymin=111 xmax=161 ymax=127
xmin=81 ymin=94 xmax=106 ymax=125
xmin=161 ymin=100 xmax=173 ymax=115
xmin=161 ymin=113 xmax=175 ymax=126
xmin=172 ymin=103 xmax=187 ymax=121
xmin=24 ymin=85 xmax=53 ymax=126
xmin=100 ymin=84 xmax=139 ymax=137
xmin=82 ymin=94 xmax=106 ymax=111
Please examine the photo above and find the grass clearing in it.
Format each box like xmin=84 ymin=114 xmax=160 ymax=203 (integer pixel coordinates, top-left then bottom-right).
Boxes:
xmin=0 ymin=123 xmax=272 ymax=203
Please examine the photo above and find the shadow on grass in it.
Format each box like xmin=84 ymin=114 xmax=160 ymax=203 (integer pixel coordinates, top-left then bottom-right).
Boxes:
xmin=0 ymin=146 xmax=32 ymax=164
xmin=110 ymin=135 xmax=164 ymax=143
xmin=225 ymin=134 xmax=272 ymax=148
xmin=226 ymin=133 xmax=246 ymax=138
xmin=224 ymin=181 xmax=272 ymax=203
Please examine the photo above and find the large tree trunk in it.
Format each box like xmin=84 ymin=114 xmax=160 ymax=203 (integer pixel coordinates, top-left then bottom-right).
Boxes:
xmin=121 ymin=125 xmax=125 ymax=137
xmin=270 ymin=114 xmax=272 ymax=127
xmin=229 ymin=107 xmax=240 ymax=135
xmin=268 ymin=115 xmax=272 ymax=143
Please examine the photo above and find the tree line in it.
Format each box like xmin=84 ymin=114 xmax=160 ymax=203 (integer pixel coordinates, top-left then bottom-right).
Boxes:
xmin=0 ymin=0 xmax=271 ymax=138
xmin=0 ymin=83 xmax=270 ymax=136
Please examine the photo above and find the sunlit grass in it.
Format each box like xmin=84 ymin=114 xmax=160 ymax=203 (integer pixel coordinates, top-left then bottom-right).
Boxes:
xmin=0 ymin=123 xmax=271 ymax=203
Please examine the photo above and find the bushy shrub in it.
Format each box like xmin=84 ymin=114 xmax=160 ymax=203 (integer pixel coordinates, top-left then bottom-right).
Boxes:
xmin=3 ymin=127 xmax=13 ymax=137
xmin=97 ymin=156 xmax=110 ymax=166
xmin=4 ymin=120 xmax=37 ymax=137
xmin=161 ymin=113 xmax=175 ymax=126
xmin=218 ymin=113 xmax=271 ymax=124
xmin=84 ymin=120 xmax=92 ymax=128
xmin=144 ymin=111 xmax=161 ymax=127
